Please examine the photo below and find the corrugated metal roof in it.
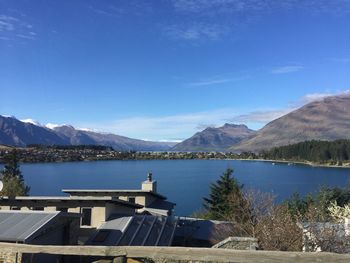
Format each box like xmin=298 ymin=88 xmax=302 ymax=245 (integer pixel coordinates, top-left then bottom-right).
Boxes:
xmin=87 ymin=215 xmax=178 ymax=247
xmin=0 ymin=211 xmax=60 ymax=243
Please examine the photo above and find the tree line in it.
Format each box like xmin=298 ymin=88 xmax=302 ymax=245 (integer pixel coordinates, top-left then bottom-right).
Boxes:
xmin=27 ymin=144 xmax=114 ymax=151
xmin=260 ymin=139 xmax=350 ymax=164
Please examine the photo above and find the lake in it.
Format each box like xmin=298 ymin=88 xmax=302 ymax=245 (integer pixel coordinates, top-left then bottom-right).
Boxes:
xmin=2 ymin=160 xmax=350 ymax=216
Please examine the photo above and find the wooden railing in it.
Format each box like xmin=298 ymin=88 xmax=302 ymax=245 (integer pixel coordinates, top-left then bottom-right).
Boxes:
xmin=1 ymin=242 xmax=350 ymax=262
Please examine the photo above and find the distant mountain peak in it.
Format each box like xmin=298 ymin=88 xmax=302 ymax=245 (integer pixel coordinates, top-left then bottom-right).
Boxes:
xmin=0 ymin=115 xmax=67 ymax=147
xmin=230 ymin=94 xmax=350 ymax=153
xmin=222 ymin=123 xmax=248 ymax=129
xmin=172 ymin=122 xmax=255 ymax=152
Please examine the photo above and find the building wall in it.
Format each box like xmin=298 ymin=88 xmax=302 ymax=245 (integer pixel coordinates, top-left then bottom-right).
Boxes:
xmin=44 ymin=206 xmax=57 ymax=212
xmin=141 ymin=180 xmax=157 ymax=192
xmin=92 ymin=206 xmax=106 ymax=228
xmin=136 ymin=196 xmax=146 ymax=206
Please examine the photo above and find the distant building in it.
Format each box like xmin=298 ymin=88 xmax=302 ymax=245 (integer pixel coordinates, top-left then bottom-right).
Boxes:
xmin=0 ymin=210 xmax=80 ymax=263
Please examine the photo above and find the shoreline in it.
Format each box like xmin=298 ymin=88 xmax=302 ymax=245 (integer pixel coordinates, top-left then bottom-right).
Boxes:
xmin=1 ymin=157 xmax=349 ymax=169
xmin=230 ymin=158 xmax=350 ymax=169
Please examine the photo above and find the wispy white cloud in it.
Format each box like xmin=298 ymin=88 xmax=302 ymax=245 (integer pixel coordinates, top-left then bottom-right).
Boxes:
xmin=164 ymin=22 xmax=228 ymax=41
xmin=170 ymin=0 xmax=269 ymax=14
xmin=271 ymin=65 xmax=304 ymax=74
xmin=229 ymin=108 xmax=294 ymax=124
xmin=0 ymin=15 xmax=17 ymax=32
xmin=0 ymin=14 xmax=36 ymax=41
xmin=300 ymin=90 xmax=350 ymax=104
xmin=16 ymin=32 xmax=36 ymax=40
xmin=166 ymin=0 xmax=350 ymax=42
xmin=88 ymin=5 xmax=123 ymax=17
xmin=88 ymin=2 xmax=152 ymax=17
xmin=76 ymin=109 xmax=238 ymax=142
xmin=171 ymin=0 xmax=350 ymax=15
xmin=188 ymin=75 xmax=248 ymax=86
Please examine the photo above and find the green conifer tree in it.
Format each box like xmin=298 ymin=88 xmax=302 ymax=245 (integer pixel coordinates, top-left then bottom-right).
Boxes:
xmin=203 ymin=168 xmax=245 ymax=220
xmin=0 ymin=150 xmax=30 ymax=197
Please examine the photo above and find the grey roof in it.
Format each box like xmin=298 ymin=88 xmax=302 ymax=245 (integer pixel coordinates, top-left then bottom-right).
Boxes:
xmin=0 ymin=211 xmax=60 ymax=243
xmin=142 ymin=200 xmax=176 ymax=216
xmin=87 ymin=214 xmax=178 ymax=246
xmin=174 ymin=217 xmax=235 ymax=245
xmin=62 ymin=189 xmax=167 ymax=200
xmin=0 ymin=196 xmax=142 ymax=209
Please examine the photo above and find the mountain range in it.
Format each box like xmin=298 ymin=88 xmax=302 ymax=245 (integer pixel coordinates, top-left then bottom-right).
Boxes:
xmin=2 ymin=94 xmax=350 ymax=153
xmin=0 ymin=115 xmax=175 ymax=151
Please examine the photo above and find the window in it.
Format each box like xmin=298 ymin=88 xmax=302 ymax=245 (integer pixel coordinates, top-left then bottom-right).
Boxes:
xmin=81 ymin=207 xmax=92 ymax=226
xmin=128 ymin=197 xmax=136 ymax=204
xmin=10 ymin=206 xmax=20 ymax=210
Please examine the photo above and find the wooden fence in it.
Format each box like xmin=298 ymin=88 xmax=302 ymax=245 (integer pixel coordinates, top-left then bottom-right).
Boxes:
xmin=1 ymin=242 xmax=350 ymax=262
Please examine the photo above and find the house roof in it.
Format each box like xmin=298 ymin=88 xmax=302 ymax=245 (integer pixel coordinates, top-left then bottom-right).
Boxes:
xmin=174 ymin=217 xmax=235 ymax=245
xmin=62 ymin=189 xmax=167 ymax=200
xmin=143 ymin=200 xmax=176 ymax=216
xmin=0 ymin=196 xmax=143 ymax=209
xmin=0 ymin=210 xmax=60 ymax=243
xmin=87 ymin=214 xmax=178 ymax=246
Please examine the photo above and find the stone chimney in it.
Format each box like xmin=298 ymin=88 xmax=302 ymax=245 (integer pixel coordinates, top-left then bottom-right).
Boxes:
xmin=141 ymin=172 xmax=157 ymax=193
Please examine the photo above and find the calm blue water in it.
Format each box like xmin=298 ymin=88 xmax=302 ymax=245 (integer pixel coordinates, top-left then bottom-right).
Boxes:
xmin=2 ymin=160 xmax=350 ymax=216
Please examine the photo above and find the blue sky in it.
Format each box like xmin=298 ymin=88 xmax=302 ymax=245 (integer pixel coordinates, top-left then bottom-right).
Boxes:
xmin=1 ymin=0 xmax=350 ymax=142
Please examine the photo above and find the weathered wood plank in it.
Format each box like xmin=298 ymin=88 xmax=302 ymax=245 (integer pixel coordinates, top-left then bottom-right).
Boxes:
xmin=0 ymin=243 xmax=349 ymax=262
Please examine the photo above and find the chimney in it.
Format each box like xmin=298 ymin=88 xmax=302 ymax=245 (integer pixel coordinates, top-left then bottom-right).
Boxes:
xmin=141 ymin=172 xmax=157 ymax=193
